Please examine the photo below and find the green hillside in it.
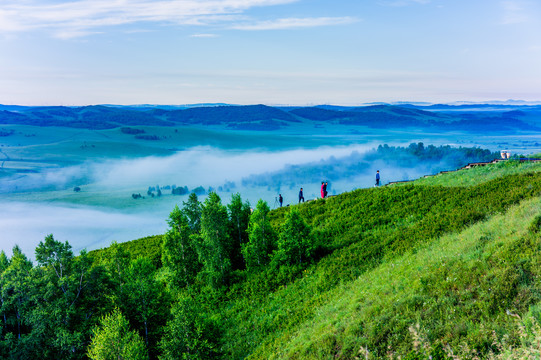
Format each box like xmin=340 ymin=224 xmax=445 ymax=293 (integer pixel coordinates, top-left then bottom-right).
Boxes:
xmin=411 ymin=157 xmax=541 ymax=187
xmin=218 ymin=162 xmax=541 ymax=359
xmin=2 ymin=160 xmax=541 ymax=359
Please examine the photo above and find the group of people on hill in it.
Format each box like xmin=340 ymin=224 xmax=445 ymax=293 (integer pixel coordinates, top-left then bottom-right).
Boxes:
xmin=277 ymin=171 xmax=381 ymax=207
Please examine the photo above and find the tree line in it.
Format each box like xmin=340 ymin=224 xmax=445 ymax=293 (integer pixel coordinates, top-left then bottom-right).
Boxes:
xmin=0 ymin=191 xmax=315 ymax=359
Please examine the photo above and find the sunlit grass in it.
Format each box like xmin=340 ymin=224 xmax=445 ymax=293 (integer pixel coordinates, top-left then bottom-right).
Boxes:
xmin=249 ymin=195 xmax=541 ymax=359
xmin=411 ymin=159 xmax=541 ymax=187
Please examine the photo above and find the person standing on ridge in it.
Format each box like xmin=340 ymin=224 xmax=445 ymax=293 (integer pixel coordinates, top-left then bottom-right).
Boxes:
xmin=324 ymin=181 xmax=328 ymax=198
xmin=375 ymin=170 xmax=380 ymax=187
xmin=279 ymin=194 xmax=283 ymax=207
xmin=299 ymin=187 xmax=305 ymax=203
xmin=320 ymin=182 xmax=325 ymax=199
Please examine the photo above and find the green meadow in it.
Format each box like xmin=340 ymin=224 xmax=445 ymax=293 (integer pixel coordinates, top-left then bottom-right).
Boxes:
xmin=52 ymin=159 xmax=540 ymax=359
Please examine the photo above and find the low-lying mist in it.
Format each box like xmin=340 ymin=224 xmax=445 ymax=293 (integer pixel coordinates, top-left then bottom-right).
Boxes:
xmin=0 ymin=201 xmax=168 ymax=260
xmin=1 ymin=144 xmax=378 ymax=194
xmin=1 ymin=142 xmax=499 ymax=259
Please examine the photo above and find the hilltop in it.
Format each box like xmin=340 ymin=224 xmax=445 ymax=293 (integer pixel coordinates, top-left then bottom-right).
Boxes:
xmin=67 ymin=159 xmax=541 ymax=359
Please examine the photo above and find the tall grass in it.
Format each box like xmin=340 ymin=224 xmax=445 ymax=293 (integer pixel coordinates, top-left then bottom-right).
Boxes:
xmin=250 ymin=196 xmax=541 ymax=358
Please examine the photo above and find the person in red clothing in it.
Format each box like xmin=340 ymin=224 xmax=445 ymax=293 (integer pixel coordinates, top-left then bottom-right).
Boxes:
xmin=321 ymin=181 xmax=325 ymax=199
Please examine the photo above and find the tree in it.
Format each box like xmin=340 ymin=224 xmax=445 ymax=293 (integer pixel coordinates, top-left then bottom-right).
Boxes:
xmin=242 ymin=200 xmax=276 ymax=271
xmin=199 ymin=192 xmax=232 ymax=288
xmin=227 ymin=193 xmax=251 ymax=270
xmin=103 ymin=240 xmax=131 ymax=304
xmin=162 ymin=206 xmax=200 ymax=289
xmin=159 ymin=295 xmax=221 ymax=360
xmin=274 ymin=208 xmax=314 ymax=266
xmin=0 ymin=250 xmax=9 ymax=328
xmin=1 ymin=245 xmax=32 ymax=340
xmin=121 ymin=257 xmax=169 ymax=356
xmin=30 ymin=234 xmax=114 ymax=359
xmin=183 ymin=193 xmax=202 ymax=233
xmin=87 ymin=309 xmax=147 ymax=360
xmin=0 ymin=246 xmax=35 ymax=359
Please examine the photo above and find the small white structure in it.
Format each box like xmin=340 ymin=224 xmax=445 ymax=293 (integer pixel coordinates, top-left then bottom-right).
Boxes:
xmin=501 ymin=150 xmax=511 ymax=159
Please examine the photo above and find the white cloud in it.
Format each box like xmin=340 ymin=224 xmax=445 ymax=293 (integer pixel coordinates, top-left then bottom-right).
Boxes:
xmin=231 ymin=16 xmax=358 ymax=30
xmin=500 ymin=0 xmax=530 ymax=24
xmin=379 ymin=0 xmax=431 ymax=7
xmin=190 ymin=33 xmax=219 ymax=38
xmin=0 ymin=0 xmax=300 ymax=38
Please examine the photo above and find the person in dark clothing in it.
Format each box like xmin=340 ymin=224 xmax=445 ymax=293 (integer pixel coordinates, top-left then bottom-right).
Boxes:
xmin=375 ymin=170 xmax=380 ymax=186
xmin=279 ymin=194 xmax=283 ymax=207
xmin=299 ymin=188 xmax=305 ymax=203
xmin=324 ymin=182 xmax=328 ymax=197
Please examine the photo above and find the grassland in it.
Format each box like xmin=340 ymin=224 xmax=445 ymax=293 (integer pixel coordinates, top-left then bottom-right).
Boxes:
xmin=411 ymin=156 xmax=541 ymax=187
xmin=263 ymin=195 xmax=541 ymax=358
xmin=74 ymin=159 xmax=541 ymax=359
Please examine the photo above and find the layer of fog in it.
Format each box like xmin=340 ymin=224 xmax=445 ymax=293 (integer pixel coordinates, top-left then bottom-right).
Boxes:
xmin=0 ymin=202 xmax=168 ymax=260
xmin=2 ymin=144 xmax=385 ymax=259
xmin=0 ymin=142 xmax=497 ymax=260
xmin=1 ymin=144 xmax=384 ymax=194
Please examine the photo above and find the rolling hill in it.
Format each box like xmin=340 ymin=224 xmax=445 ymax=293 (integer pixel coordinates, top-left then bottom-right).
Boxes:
xmin=1 ymin=103 xmax=540 ymax=132
xmin=82 ymin=159 xmax=541 ymax=359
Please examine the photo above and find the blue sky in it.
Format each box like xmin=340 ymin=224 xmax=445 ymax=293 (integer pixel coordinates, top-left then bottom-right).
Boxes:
xmin=0 ymin=0 xmax=540 ymax=106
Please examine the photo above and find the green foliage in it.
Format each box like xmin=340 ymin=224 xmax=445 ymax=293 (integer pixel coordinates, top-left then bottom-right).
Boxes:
xmin=528 ymin=214 xmax=541 ymax=234
xmin=1 ymin=245 xmax=33 ymax=341
xmin=227 ymin=193 xmax=251 ymax=270
xmin=120 ymin=257 xmax=170 ymax=357
xmin=412 ymin=159 xmax=541 ymax=187
xmin=30 ymin=235 xmax=113 ymax=359
xmin=89 ymin=235 xmax=163 ymax=268
xmin=198 ymin=192 xmax=233 ymax=289
xmin=274 ymin=207 xmax=314 ymax=266
xmin=183 ymin=192 xmax=202 ymax=233
xmin=159 ymin=294 xmax=221 ymax=360
xmin=102 ymin=241 xmax=131 ymax=300
xmin=87 ymin=309 xmax=148 ymax=360
xmin=217 ymin=170 xmax=541 ymax=358
xmin=242 ymin=200 xmax=277 ymax=271
xmin=192 ymin=186 xmax=206 ymax=196
xmin=161 ymin=206 xmax=200 ymax=289
xmin=0 ymin=236 xmax=115 ymax=359
xmin=171 ymin=186 xmax=189 ymax=195
xmin=3 ymin=161 xmax=541 ymax=359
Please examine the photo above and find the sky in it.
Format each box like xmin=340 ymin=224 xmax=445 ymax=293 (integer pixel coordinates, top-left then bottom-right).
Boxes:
xmin=1 ymin=0 xmax=540 ymax=106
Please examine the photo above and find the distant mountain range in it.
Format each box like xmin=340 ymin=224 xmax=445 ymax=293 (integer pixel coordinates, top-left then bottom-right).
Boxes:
xmin=1 ymin=103 xmax=540 ymax=132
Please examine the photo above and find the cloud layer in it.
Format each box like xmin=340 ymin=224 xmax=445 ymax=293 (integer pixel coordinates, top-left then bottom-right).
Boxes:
xmin=0 ymin=0 xmax=355 ymax=38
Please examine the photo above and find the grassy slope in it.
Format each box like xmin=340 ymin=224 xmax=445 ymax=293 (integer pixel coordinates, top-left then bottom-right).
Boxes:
xmin=86 ymin=160 xmax=541 ymax=359
xmin=88 ymin=234 xmax=163 ymax=268
xmin=412 ymin=158 xmax=541 ymax=187
xmin=276 ymin=194 xmax=541 ymax=358
xmin=219 ymin=161 xmax=541 ymax=359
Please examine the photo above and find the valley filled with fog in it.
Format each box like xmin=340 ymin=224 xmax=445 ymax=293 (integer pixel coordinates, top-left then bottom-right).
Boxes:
xmin=1 ymin=104 xmax=540 ymax=259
